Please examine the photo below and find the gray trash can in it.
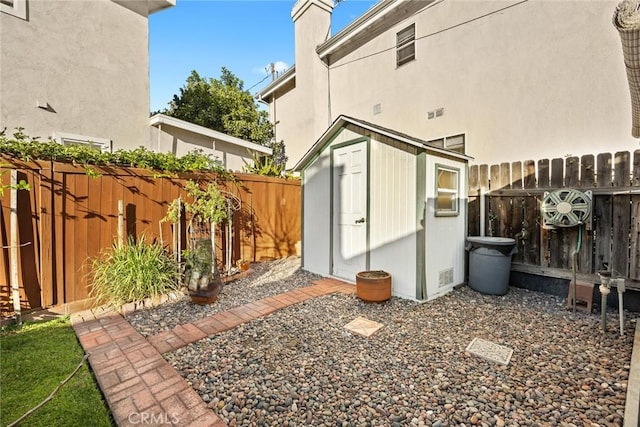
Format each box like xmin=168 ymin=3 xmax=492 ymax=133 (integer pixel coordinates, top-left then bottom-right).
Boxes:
xmin=466 ymin=236 xmax=517 ymax=295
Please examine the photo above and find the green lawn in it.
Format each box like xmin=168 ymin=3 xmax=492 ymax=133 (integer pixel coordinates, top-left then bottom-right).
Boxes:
xmin=0 ymin=318 xmax=112 ymax=427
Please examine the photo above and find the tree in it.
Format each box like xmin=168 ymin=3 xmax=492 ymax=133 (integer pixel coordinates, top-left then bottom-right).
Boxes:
xmin=165 ymin=68 xmax=274 ymax=146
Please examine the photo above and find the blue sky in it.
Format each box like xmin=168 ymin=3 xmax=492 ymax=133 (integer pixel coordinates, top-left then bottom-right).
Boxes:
xmin=149 ymin=0 xmax=378 ymax=112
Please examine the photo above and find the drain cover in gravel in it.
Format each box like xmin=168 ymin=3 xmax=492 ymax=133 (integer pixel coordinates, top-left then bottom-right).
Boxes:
xmin=344 ymin=316 xmax=383 ymax=337
xmin=466 ymin=338 xmax=513 ymax=366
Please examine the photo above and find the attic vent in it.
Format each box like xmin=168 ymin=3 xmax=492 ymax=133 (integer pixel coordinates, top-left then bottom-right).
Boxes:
xmin=427 ymin=111 xmax=435 ymax=120
xmin=373 ymin=103 xmax=382 ymax=115
xmin=439 ymin=268 xmax=454 ymax=287
xmin=435 ymin=108 xmax=444 ymax=117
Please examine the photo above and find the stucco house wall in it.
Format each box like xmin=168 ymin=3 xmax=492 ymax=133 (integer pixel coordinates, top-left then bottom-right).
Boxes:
xmin=260 ymin=0 xmax=638 ymax=168
xmin=0 ymin=0 xmax=170 ymax=149
xmin=150 ymin=114 xmax=272 ymax=172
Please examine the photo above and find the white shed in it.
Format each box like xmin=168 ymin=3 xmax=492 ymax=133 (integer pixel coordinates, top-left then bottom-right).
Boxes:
xmin=294 ymin=116 xmax=471 ymax=301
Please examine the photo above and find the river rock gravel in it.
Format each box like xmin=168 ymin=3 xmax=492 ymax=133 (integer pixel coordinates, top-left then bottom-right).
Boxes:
xmin=158 ymin=263 xmax=635 ymax=427
xmin=127 ymin=257 xmax=322 ymax=336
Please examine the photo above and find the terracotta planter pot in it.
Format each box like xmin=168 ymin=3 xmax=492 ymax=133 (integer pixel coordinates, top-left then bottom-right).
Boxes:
xmin=356 ymin=270 xmax=392 ymax=303
xmin=190 ymin=280 xmax=222 ymax=305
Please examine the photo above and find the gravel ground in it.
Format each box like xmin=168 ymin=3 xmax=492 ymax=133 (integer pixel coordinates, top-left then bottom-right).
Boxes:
xmin=133 ymin=259 xmax=635 ymax=426
xmin=127 ymin=257 xmax=322 ymax=336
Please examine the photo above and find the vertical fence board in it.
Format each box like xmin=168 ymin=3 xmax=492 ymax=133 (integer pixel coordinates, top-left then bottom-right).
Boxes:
xmin=511 ymin=162 xmax=522 ymax=190
xmin=468 ymin=166 xmax=479 ymax=237
xmin=523 ymin=195 xmax=540 ymax=265
xmin=612 ymin=194 xmax=631 ymax=277
xmin=500 ymin=163 xmax=510 ymax=190
xmin=633 ymin=150 xmax=640 ymax=187
xmin=630 ymin=195 xmax=640 ymax=280
xmin=550 ymin=158 xmax=564 ymax=188
xmin=565 ymin=156 xmax=579 ymax=188
xmin=74 ymin=174 xmax=89 ymax=301
xmin=594 ymin=195 xmax=613 ymax=272
xmin=614 ymin=151 xmax=630 ymax=187
xmin=523 ymin=160 xmax=535 ymax=189
xmin=580 ymin=155 xmax=595 ymax=188
xmin=39 ymin=168 xmax=54 ymax=307
xmin=489 ymin=165 xmax=500 ymax=190
xmin=538 ymin=159 xmax=550 ymax=188
xmin=597 ymin=153 xmax=612 ymax=187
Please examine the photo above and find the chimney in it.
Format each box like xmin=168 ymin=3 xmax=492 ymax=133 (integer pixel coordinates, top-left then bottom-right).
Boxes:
xmin=291 ymin=0 xmax=334 ymax=138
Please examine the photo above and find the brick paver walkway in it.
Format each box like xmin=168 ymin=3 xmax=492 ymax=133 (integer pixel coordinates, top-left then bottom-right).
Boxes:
xmin=72 ymin=278 xmax=353 ymax=427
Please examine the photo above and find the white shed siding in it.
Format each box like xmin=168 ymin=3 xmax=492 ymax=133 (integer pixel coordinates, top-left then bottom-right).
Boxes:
xmin=369 ymin=138 xmax=418 ymax=300
xmin=301 ymin=127 xmax=361 ymax=276
xmin=302 ymin=152 xmax=332 ymax=276
xmin=424 ymin=155 xmax=468 ymax=300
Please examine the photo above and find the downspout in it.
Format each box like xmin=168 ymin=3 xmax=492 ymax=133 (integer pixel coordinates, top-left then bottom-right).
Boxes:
xmin=157 ymin=123 xmax=162 ymax=152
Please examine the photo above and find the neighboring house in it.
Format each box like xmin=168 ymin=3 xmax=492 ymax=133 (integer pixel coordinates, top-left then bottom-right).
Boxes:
xmin=0 ymin=0 xmax=174 ymax=151
xmin=258 ymin=0 xmax=639 ymax=168
xmin=295 ymin=115 xmax=470 ymax=300
xmin=150 ymin=114 xmax=272 ymax=172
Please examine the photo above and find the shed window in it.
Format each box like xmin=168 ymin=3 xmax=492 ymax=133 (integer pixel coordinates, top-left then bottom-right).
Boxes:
xmin=1 ymin=0 xmax=27 ymax=19
xmin=435 ymin=165 xmax=459 ymax=216
xmin=396 ymin=24 xmax=415 ymax=67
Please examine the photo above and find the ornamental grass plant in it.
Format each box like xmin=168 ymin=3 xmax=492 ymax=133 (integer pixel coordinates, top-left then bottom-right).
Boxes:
xmin=89 ymin=235 xmax=179 ymax=308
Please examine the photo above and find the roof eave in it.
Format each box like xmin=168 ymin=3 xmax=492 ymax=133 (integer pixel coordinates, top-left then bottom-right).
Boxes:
xmin=150 ymin=114 xmax=272 ymax=155
xmin=294 ymin=115 xmax=472 ymax=171
xmin=149 ymin=0 xmax=175 ymax=14
xmin=256 ymin=66 xmax=296 ymax=102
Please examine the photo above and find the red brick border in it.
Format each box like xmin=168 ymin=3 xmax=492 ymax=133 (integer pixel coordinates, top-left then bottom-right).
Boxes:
xmin=72 ymin=278 xmax=353 ymax=426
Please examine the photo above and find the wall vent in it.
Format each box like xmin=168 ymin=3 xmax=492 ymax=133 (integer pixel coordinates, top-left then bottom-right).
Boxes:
xmin=439 ymin=268 xmax=454 ymax=287
xmin=373 ymin=103 xmax=382 ymax=115
xmin=427 ymin=111 xmax=435 ymax=120
xmin=435 ymin=108 xmax=444 ymax=117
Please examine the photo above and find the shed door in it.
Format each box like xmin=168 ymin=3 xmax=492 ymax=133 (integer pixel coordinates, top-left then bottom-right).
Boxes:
xmin=332 ymin=142 xmax=367 ymax=280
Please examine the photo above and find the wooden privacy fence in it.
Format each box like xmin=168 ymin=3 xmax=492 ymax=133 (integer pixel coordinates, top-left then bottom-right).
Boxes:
xmin=468 ymin=150 xmax=640 ymax=289
xmin=0 ymin=158 xmax=301 ymax=316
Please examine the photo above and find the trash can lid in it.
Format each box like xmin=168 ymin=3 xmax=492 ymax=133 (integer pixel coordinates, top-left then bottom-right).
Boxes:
xmin=466 ymin=236 xmax=516 ymax=246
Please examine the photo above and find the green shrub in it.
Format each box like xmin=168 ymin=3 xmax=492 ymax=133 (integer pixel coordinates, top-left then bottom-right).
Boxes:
xmin=89 ymin=236 xmax=179 ymax=307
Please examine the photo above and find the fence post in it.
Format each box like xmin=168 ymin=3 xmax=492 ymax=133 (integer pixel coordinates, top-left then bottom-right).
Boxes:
xmin=10 ymin=170 xmax=22 ymax=326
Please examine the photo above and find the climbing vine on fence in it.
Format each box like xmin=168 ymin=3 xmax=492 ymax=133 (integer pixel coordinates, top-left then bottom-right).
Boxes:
xmin=0 ymin=128 xmax=232 ymax=178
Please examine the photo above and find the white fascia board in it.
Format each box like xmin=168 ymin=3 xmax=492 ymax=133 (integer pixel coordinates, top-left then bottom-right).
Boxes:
xmin=149 ymin=0 xmax=176 ymax=14
xmin=316 ymin=0 xmax=402 ymax=59
xmin=255 ymin=66 xmax=296 ymax=102
xmin=294 ymin=115 xmax=471 ymax=171
xmin=348 ymin=119 xmax=472 ymax=162
xmin=150 ymin=114 xmax=272 ymax=155
xmin=292 ymin=0 xmax=334 ymax=21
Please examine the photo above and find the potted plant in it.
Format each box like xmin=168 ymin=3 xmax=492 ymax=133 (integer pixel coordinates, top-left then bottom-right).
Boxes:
xmin=164 ymin=180 xmax=229 ymax=304
xmin=183 ymin=239 xmax=222 ymax=304
xmin=356 ymin=270 xmax=392 ymax=303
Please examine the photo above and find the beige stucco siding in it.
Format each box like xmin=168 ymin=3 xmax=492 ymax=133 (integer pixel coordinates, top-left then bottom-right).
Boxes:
xmin=1 ymin=0 xmax=151 ymax=149
xmin=275 ymin=0 xmax=638 ymax=167
xmin=150 ymin=125 xmax=257 ymax=172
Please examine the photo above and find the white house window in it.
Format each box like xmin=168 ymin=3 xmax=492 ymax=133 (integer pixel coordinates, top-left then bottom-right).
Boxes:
xmin=53 ymin=132 xmax=112 ymax=153
xmin=428 ymin=134 xmax=465 ymax=154
xmin=435 ymin=165 xmax=459 ymax=217
xmin=1 ymin=0 xmax=27 ymax=20
xmin=396 ymin=24 xmax=415 ymax=67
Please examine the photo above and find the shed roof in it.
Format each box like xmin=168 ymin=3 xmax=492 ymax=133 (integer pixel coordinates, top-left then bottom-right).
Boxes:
xmin=150 ymin=114 xmax=272 ymax=155
xmin=293 ymin=115 xmax=473 ymax=171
